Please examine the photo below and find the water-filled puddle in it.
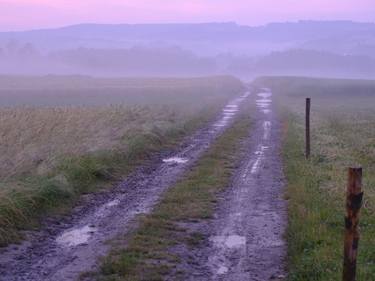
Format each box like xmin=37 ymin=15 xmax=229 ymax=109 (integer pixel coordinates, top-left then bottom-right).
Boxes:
xmin=223 ymin=109 xmax=238 ymax=113
xmin=105 ymin=199 xmax=120 ymax=207
xmin=263 ymin=121 xmax=272 ymax=140
xmin=257 ymin=92 xmax=272 ymax=99
xmin=257 ymin=99 xmax=272 ymax=103
xmin=256 ymin=91 xmax=273 ymax=114
xmin=241 ymin=92 xmax=251 ymax=98
xmin=213 ymin=92 xmax=251 ymax=128
xmin=251 ymin=145 xmax=269 ymax=174
xmin=262 ymin=109 xmax=271 ymax=114
xmin=211 ymin=234 xmax=246 ymax=249
xmin=214 ymin=121 xmax=228 ymax=127
xmin=256 ymin=100 xmax=272 ymax=107
xmin=163 ymin=157 xmax=188 ymax=164
xmin=223 ymin=111 xmax=236 ymax=115
xmin=56 ymin=225 xmax=97 ymax=247
xmin=217 ymin=266 xmax=229 ymax=275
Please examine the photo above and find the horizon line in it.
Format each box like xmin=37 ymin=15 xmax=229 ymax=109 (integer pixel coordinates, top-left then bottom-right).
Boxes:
xmin=1 ymin=19 xmax=374 ymax=33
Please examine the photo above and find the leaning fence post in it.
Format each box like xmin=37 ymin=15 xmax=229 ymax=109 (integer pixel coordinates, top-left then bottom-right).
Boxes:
xmin=343 ymin=167 xmax=363 ymax=281
xmin=305 ymin=98 xmax=311 ymax=159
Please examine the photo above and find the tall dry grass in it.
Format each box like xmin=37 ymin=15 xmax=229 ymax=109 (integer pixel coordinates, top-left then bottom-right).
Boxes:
xmin=0 ymin=106 xmax=177 ymax=179
xmin=0 ymin=75 xmax=244 ymax=246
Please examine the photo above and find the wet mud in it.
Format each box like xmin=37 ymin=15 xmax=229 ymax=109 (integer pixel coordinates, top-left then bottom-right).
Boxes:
xmin=175 ymin=88 xmax=287 ymax=281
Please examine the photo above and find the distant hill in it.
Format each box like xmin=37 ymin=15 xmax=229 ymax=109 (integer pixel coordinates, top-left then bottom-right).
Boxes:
xmin=252 ymin=49 xmax=375 ymax=79
xmin=1 ymin=21 xmax=375 ymax=56
xmin=1 ymin=21 xmax=375 ymax=78
xmin=51 ymin=46 xmax=217 ymax=76
xmin=0 ymin=45 xmax=218 ymax=76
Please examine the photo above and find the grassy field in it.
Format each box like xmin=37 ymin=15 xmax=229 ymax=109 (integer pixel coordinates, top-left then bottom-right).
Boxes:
xmin=82 ymin=107 xmax=252 ymax=281
xmin=254 ymin=76 xmax=375 ymax=281
xmin=0 ymin=75 xmax=244 ymax=246
xmin=0 ymin=75 xmax=241 ymax=107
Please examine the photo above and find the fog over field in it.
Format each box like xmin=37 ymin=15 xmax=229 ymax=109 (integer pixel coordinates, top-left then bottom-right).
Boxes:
xmin=1 ymin=21 xmax=375 ymax=79
xmin=2 ymin=0 xmax=375 ymax=280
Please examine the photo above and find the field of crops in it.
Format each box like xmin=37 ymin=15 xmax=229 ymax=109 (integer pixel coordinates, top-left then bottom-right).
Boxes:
xmin=254 ymin=76 xmax=375 ymax=280
xmin=0 ymin=75 xmax=244 ymax=246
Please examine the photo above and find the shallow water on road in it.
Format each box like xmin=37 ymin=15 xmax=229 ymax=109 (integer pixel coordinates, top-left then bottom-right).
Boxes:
xmin=162 ymin=157 xmax=189 ymax=164
xmin=256 ymin=90 xmax=272 ymax=114
xmin=211 ymin=235 xmax=247 ymax=249
xmin=213 ymin=93 xmax=250 ymax=128
xmin=204 ymin=88 xmax=286 ymax=280
xmin=56 ymin=225 xmax=97 ymax=247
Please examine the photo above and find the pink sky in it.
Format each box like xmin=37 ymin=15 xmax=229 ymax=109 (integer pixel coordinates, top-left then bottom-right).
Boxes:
xmin=0 ymin=0 xmax=374 ymax=31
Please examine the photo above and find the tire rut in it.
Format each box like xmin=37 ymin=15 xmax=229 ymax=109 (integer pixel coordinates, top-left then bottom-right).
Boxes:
xmin=181 ymin=88 xmax=287 ymax=281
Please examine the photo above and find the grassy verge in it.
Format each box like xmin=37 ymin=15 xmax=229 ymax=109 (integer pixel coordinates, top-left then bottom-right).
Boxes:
xmin=284 ymin=114 xmax=375 ymax=281
xmin=86 ymin=112 xmax=252 ymax=281
xmin=282 ymin=112 xmax=344 ymax=280
xmin=0 ymin=109 xmax=216 ymax=246
xmin=254 ymin=77 xmax=375 ymax=280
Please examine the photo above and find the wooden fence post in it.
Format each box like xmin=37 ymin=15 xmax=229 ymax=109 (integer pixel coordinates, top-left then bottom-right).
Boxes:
xmin=305 ymin=98 xmax=311 ymax=159
xmin=343 ymin=167 xmax=363 ymax=281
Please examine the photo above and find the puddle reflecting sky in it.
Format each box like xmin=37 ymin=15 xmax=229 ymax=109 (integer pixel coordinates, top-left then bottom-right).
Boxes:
xmin=211 ymin=234 xmax=247 ymax=249
xmin=56 ymin=225 xmax=97 ymax=247
xmin=162 ymin=157 xmax=189 ymax=164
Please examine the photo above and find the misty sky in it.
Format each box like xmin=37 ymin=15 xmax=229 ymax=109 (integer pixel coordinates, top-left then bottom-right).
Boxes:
xmin=1 ymin=0 xmax=375 ymax=31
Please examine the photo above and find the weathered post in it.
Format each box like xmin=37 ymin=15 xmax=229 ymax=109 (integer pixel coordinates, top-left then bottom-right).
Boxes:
xmin=343 ymin=167 xmax=363 ymax=281
xmin=305 ymin=98 xmax=311 ymax=159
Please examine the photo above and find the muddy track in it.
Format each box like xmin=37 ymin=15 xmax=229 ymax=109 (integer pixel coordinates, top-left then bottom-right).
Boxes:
xmin=176 ymin=88 xmax=287 ymax=281
xmin=0 ymin=92 xmax=251 ymax=281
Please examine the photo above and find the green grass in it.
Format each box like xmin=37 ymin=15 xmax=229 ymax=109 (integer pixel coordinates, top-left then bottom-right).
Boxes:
xmin=254 ymin=76 xmax=375 ymax=281
xmin=0 ymin=75 xmax=244 ymax=247
xmin=86 ymin=111 xmax=252 ymax=281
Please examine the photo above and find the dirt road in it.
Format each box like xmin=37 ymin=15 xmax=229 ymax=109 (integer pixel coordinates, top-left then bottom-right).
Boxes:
xmin=0 ymin=92 xmax=250 ymax=281
xmin=176 ymin=88 xmax=287 ymax=280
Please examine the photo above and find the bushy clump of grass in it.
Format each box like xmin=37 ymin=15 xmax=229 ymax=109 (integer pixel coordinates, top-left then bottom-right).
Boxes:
xmin=255 ymin=77 xmax=375 ymax=281
xmin=88 ymin=113 xmax=252 ymax=281
xmin=0 ymin=75 xmax=244 ymax=246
